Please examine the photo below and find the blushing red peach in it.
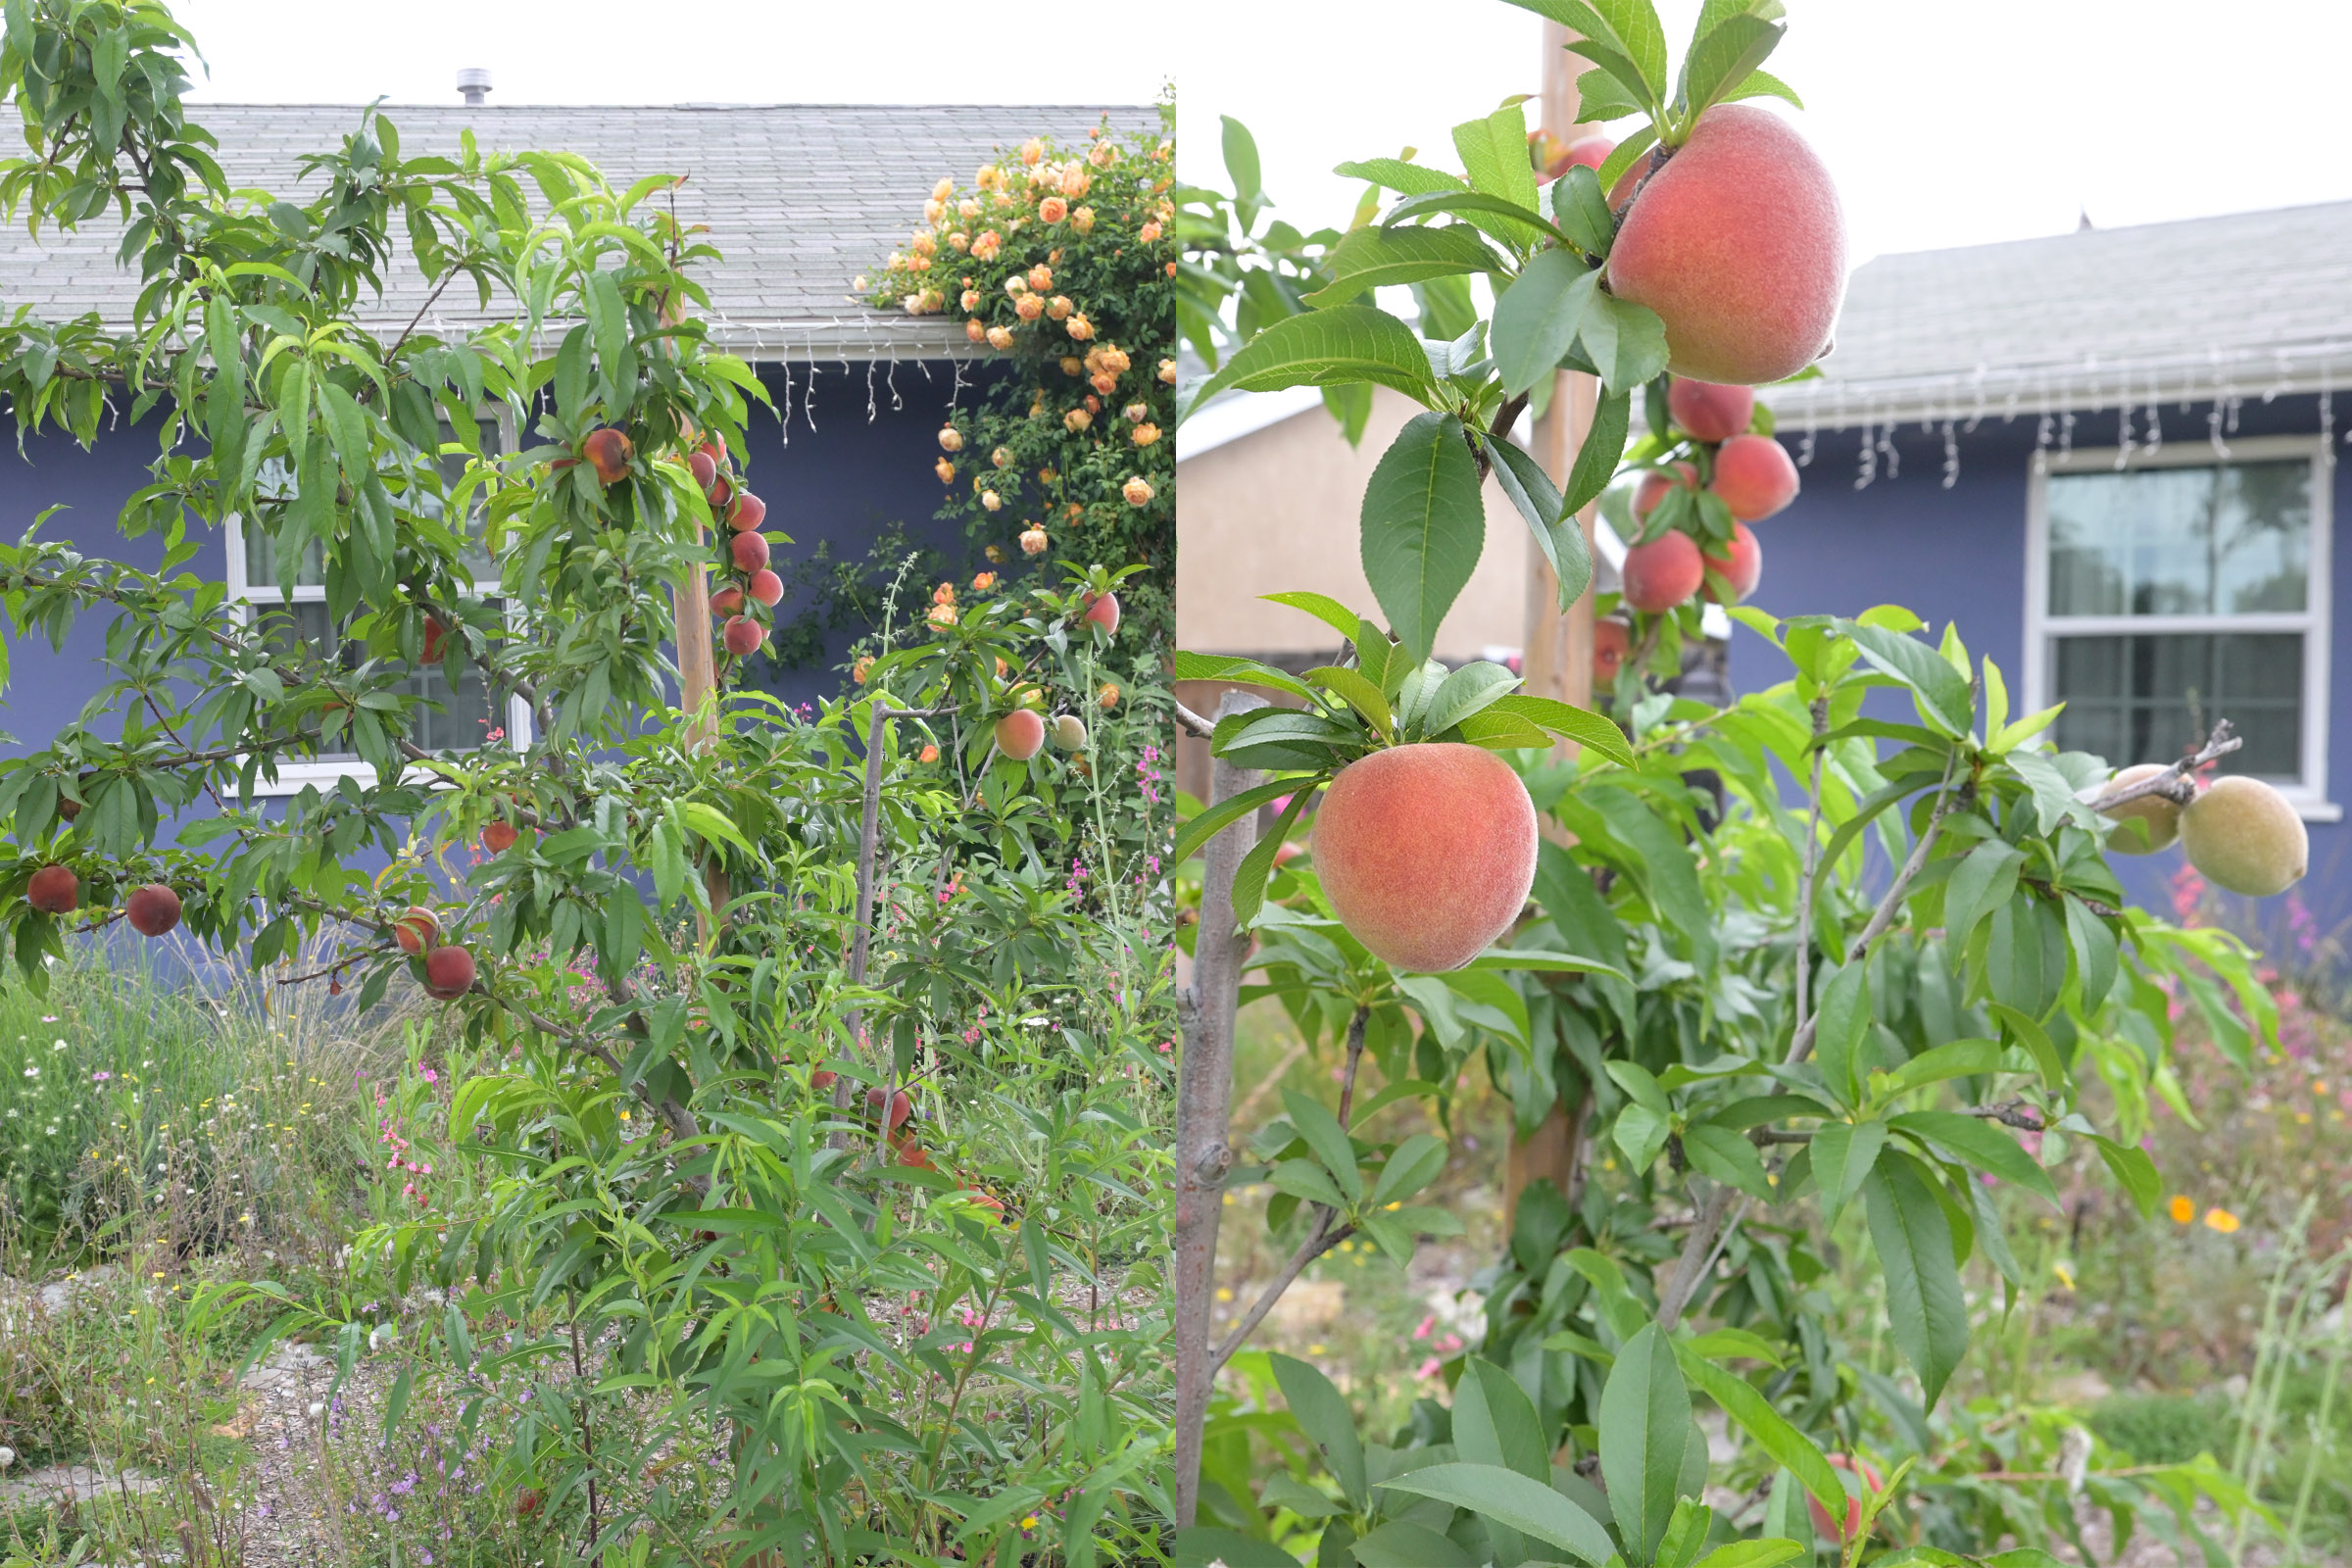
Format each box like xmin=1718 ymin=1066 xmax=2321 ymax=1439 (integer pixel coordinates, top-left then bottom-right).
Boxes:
xmin=1710 ymin=434 xmax=1800 ymax=521
xmin=125 ymin=883 xmax=180 ymax=937
xmin=1083 ymin=592 xmax=1120 ymax=636
xmin=1593 ymin=616 xmax=1631 ymax=685
xmin=688 ymin=450 xmax=718 ymax=490
xmin=726 ymin=492 xmax=766 ymax=533
xmin=723 ymin=616 xmax=765 ymax=657
xmin=481 ymin=821 xmax=519 ymax=854
xmin=996 ymin=710 xmax=1047 ymax=762
xmin=25 ymin=864 xmax=77 ymax=913
xmin=1621 ymin=530 xmax=1705 ymax=612
xmin=1702 ymin=523 xmax=1763 ymax=603
xmin=1606 ymin=104 xmax=1846 ymax=385
xmin=423 ymin=944 xmax=477 ymax=1001
xmin=747 ymin=569 xmax=783 ymax=608
xmin=581 ymin=427 xmax=632 ymax=484
xmin=394 ymin=905 xmax=440 ymax=956
xmin=1634 ymin=461 xmax=1698 ymax=520
xmin=1667 ymin=378 xmax=1757 ymax=443
xmin=730 ymin=531 xmax=770 ymax=572
xmin=1807 ymin=1454 xmax=1884 ymax=1544
xmin=710 ymin=586 xmax=745 ymax=616
xmin=1312 ymin=744 xmax=1539 ymax=972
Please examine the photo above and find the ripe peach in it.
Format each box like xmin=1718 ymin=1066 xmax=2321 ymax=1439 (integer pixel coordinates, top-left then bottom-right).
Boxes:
xmin=730 ymin=531 xmax=769 ymax=572
xmin=1313 ymin=743 xmax=1538 ymax=971
xmin=996 ymin=710 xmax=1047 ymax=762
xmin=893 ymin=1134 xmax=937 ymax=1171
xmin=2098 ymin=762 xmax=2180 ymax=855
xmin=1807 ymin=1454 xmax=1883 ymax=1544
xmin=710 ymin=586 xmax=744 ymax=616
xmin=747 ymin=569 xmax=783 ymax=607
xmin=394 ymin=905 xmax=441 ymax=956
xmin=481 ymin=820 xmax=519 ymax=854
xmin=1667 ymin=378 xmax=1756 ymax=444
xmin=1702 ymin=522 xmax=1762 ymax=603
xmin=2180 ymin=775 xmax=2307 ymax=896
xmin=722 ymin=615 xmax=765 ymax=657
xmin=1083 ymin=592 xmax=1120 ymax=637
xmin=125 ymin=883 xmax=180 ymax=937
xmin=1606 ymin=104 xmax=1846 ymax=385
xmin=864 ymin=1086 xmax=913 ymax=1134
xmin=726 ymin=492 xmax=766 ymax=533
xmin=1594 ymin=615 xmax=1631 ymax=685
xmin=422 ymin=614 xmax=450 ymax=664
xmin=1634 ymin=462 xmax=1698 ymax=520
xmin=708 ymin=474 xmax=734 ymax=510
xmin=688 ymin=450 xmax=718 ymax=490
xmin=423 ymin=944 xmax=476 ymax=1001
xmin=25 ymin=864 xmax=77 ymax=913
xmin=1710 ymin=434 xmax=1799 ymax=521
xmin=581 ymin=427 xmax=633 ymax=484
xmin=1621 ymin=530 xmax=1704 ymax=612
xmin=1563 ymin=133 xmax=1613 ymax=172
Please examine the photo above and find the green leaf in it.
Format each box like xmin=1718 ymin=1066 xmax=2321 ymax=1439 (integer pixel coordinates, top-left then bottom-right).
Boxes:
xmin=1578 ymin=291 xmax=1671 ymax=390
xmin=1360 ymin=412 xmax=1487 ymax=665
xmin=1561 ymin=384 xmax=1632 ymax=514
xmin=1681 ymin=15 xmax=1785 ymax=118
xmin=1351 ymin=1521 xmax=1478 ymax=1567
xmin=2005 ymin=748 xmax=2082 ymax=837
xmin=2086 ymin=1132 xmax=2162 ymax=1218
xmin=1231 ymin=787 xmax=1315 ymax=926
xmin=1454 ymin=1356 xmax=1552 ymax=1481
xmin=1613 ymin=1102 xmax=1672 ymax=1175
xmin=1601 ymin=1323 xmax=1690 ymax=1563
xmin=1261 ymin=589 xmax=1366 ymax=646
xmin=1333 ymin=158 xmax=1469 ymax=196
xmin=1547 ymin=165 xmax=1619 ymax=257
xmin=1170 ymin=651 xmax=1318 ymax=704
xmin=1672 ymin=1346 xmax=1843 ymax=1525
xmin=1453 ymin=101 xmax=1543 ymax=215
xmin=1810 ymin=1119 xmax=1886 ymax=1219
xmin=1182 ymin=305 xmax=1433 ymax=421
xmin=1220 ymin=114 xmax=1263 ymax=203
xmin=1494 ymin=250 xmax=1600 ymax=397
xmin=1692 ymin=1544 xmax=1807 ymax=1568
xmin=1270 ymin=1353 xmax=1369 ymax=1511
xmin=679 ymin=801 xmax=751 ymax=857
xmin=1987 ymin=1003 xmax=2065 ymax=1092
xmin=1890 ymin=1110 xmax=2058 ymax=1206
xmin=1842 ymin=621 xmax=1974 ymax=737
xmin=1813 ymin=960 xmax=1871 ymax=1109
xmin=1685 ymin=1123 xmax=1775 ymax=1201
xmin=1941 ymin=841 xmax=2023 ymax=952
xmin=1487 ymin=695 xmax=1631 ymax=765
xmin=1421 ymin=661 xmax=1522 ymax=739
xmin=1864 ymin=1154 xmax=1971 ymax=1407
xmin=1305 ymin=224 xmax=1502 ymax=307
xmin=1720 ymin=68 xmax=1802 ymax=109
xmin=1376 ymin=1463 xmax=1615 ymax=1564
xmin=1173 ymin=1528 xmax=1298 ymax=1568
xmin=1282 ymin=1088 xmax=1363 ymax=1203
xmin=1371 ymin=1132 xmax=1448 ymax=1206
xmin=1167 ymin=779 xmax=1294 ymax=871
xmin=1384 ymin=188 xmax=1569 ymax=247
xmin=1884 ymin=1038 xmax=2004 ymax=1095
xmin=1303 ymin=665 xmax=1393 ymax=736
xmin=2064 ymin=895 xmax=2119 ymax=1012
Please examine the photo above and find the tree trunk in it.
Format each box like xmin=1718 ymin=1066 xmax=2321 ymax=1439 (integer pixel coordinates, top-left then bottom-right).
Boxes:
xmin=1170 ymin=691 xmax=1267 ymax=1529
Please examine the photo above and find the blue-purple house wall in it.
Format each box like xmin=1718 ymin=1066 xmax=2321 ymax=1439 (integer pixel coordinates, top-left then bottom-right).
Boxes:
xmin=0 ymin=358 xmax=978 ymax=815
xmin=1735 ymin=391 xmax=2351 ymax=951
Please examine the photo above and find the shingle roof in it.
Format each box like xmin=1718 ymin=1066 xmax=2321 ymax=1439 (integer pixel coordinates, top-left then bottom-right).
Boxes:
xmin=1769 ymin=200 xmax=2352 ymax=430
xmin=0 ymin=102 xmax=1158 ymax=359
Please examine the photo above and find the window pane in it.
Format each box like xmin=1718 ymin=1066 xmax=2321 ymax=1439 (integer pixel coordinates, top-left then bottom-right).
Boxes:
xmin=2046 ymin=459 xmax=2309 ymax=616
xmin=2051 ymin=632 xmax=2302 ymax=779
xmin=240 ymin=460 xmax=325 ymax=588
xmin=249 ymin=601 xmax=504 ymax=762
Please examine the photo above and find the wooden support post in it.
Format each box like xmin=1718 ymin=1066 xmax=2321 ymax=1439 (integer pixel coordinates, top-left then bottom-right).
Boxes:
xmin=1509 ymin=19 xmax=1601 ymax=1230
xmin=1171 ymin=690 xmax=1267 ymax=1529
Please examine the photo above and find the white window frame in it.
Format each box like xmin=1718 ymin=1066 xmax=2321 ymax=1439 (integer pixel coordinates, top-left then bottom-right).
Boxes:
xmin=223 ymin=412 xmax=532 ymax=797
xmin=2023 ymin=432 xmax=2337 ymax=821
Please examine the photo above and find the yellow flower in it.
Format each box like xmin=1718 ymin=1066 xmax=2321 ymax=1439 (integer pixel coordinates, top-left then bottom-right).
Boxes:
xmin=2204 ymin=1206 xmax=2241 ymax=1234
xmin=2169 ymin=1194 xmax=2194 ymax=1224
xmin=2052 ymin=1260 xmax=2076 ymax=1291
xmin=1306 ymin=1344 xmax=1327 ymax=1356
xmin=1215 ymin=1287 xmax=1233 ymax=1301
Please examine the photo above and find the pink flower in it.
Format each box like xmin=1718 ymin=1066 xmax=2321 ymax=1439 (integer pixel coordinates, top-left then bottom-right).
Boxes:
xmin=1412 ymin=1313 xmax=1436 ymax=1342
xmin=1414 ymin=1356 xmax=1445 ymax=1379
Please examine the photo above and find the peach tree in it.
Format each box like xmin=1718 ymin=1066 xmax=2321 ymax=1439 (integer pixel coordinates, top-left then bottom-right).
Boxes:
xmin=1170 ymin=1 xmax=2284 ymax=1562
xmin=0 ymin=2 xmax=1176 ymax=1563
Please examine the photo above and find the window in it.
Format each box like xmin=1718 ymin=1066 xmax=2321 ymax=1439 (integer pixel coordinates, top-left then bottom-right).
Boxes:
xmin=224 ymin=416 xmax=529 ymax=793
xmin=2025 ymin=434 xmax=2334 ymax=817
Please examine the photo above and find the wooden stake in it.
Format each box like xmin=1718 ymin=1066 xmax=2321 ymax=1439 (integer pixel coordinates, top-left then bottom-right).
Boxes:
xmin=1509 ymin=19 xmax=1600 ymax=1229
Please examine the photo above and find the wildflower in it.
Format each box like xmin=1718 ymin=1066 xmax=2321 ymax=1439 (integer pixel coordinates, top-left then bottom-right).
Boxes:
xmin=2203 ymin=1206 xmax=2241 ymax=1234
xmin=2169 ymin=1195 xmax=2195 ymax=1224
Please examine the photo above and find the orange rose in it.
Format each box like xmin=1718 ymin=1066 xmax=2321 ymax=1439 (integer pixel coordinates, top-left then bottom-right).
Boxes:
xmin=1019 ymin=138 xmax=1044 ymax=167
xmin=939 ymin=427 xmax=964 ymax=453
xmin=932 ymin=582 xmax=956 ymax=607
xmin=959 ymin=289 xmax=981 ymax=312
xmin=1091 ymin=371 xmax=1118 ymax=396
xmin=926 ymin=603 xmax=957 ymax=629
xmin=1064 ymin=408 xmax=1093 ymax=433
xmin=1059 ymin=167 xmax=1091 ymax=198
xmin=964 ymin=318 xmax=987 ymax=343
xmin=1040 ymin=196 xmax=1067 ymax=223
xmin=949 ymin=231 xmax=970 ymax=252
xmin=932 ymin=176 xmax=955 ymax=201
xmin=1158 ymin=358 xmax=1178 ymax=385
xmin=935 ymin=457 xmax=955 ymax=482
xmin=1048 ymin=295 xmax=1073 ymax=320
xmin=1015 ymin=293 xmax=1044 ymax=321
xmin=1122 ymin=476 xmax=1153 ymax=507
xmin=971 ymin=571 xmax=998 ymax=592
xmin=1060 ymin=356 xmax=1083 ymax=376
xmin=1072 ymin=206 xmax=1096 ymax=234
xmin=853 ymin=656 xmax=875 ymax=684
xmin=991 ymin=446 xmax=1012 ymax=469
xmin=1028 ymin=264 xmax=1054 ymax=291
xmin=1139 ymin=221 xmax=1161 ymax=243
xmin=1019 ymin=526 xmax=1049 ymax=557
xmin=1132 ymin=423 xmax=1160 ymax=447
xmin=986 ymin=325 xmax=1015 ymax=351
xmin=981 ymin=490 xmax=1003 ymax=512
xmin=1066 ymin=315 xmax=1095 ymax=341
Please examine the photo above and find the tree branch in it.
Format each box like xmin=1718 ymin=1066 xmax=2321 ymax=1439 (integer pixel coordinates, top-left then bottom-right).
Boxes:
xmin=2082 ymin=718 xmax=2240 ymax=813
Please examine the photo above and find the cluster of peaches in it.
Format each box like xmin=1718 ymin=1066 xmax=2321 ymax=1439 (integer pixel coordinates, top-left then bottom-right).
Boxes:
xmin=990 ymin=590 xmax=1123 ymax=766
xmin=1617 ymin=375 xmax=1798 ymax=617
xmin=22 ymin=863 xmax=181 ymax=939
xmin=573 ymin=426 xmax=776 ymax=660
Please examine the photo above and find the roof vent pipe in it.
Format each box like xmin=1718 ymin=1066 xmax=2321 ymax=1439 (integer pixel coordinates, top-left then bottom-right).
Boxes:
xmin=457 ymin=69 xmax=492 ymax=107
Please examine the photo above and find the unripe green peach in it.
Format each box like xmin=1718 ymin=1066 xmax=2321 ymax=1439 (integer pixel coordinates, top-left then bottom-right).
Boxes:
xmin=2180 ymin=775 xmax=2307 ymax=896
xmin=1311 ymin=743 xmax=1538 ymax=972
xmin=2098 ymin=762 xmax=2180 ymax=855
xmin=1052 ymin=714 xmax=1088 ymax=752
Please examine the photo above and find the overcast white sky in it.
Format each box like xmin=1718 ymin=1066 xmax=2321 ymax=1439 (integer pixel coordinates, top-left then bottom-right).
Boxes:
xmin=172 ymin=1 xmax=2349 ymax=267
xmin=1175 ymin=0 xmax=2352 ymax=265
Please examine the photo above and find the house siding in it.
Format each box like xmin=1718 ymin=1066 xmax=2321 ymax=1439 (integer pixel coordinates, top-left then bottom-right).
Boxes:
xmin=1740 ymin=391 xmax=2352 ymax=948
xmin=0 ymin=360 xmax=981 ymax=813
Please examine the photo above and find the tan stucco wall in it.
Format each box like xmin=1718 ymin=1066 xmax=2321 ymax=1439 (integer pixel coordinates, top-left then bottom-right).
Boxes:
xmin=1176 ymin=388 xmax=1527 ymax=662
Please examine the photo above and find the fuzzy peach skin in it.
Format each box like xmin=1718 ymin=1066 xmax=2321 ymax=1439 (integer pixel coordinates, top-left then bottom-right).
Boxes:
xmin=1702 ymin=522 xmax=1762 ymax=603
xmin=2180 ymin=774 xmax=2307 ymax=896
xmin=1312 ymin=743 xmax=1538 ymax=972
xmin=1666 ymin=377 xmax=1755 ymax=443
xmin=1710 ymin=433 xmax=1800 ymax=521
xmin=1621 ymin=530 xmax=1704 ymax=612
xmin=1607 ymin=104 xmax=1846 ymax=385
